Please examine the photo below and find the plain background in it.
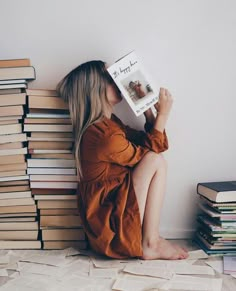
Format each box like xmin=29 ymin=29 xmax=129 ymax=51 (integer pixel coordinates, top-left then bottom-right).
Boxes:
xmin=1 ymin=0 xmax=236 ymax=238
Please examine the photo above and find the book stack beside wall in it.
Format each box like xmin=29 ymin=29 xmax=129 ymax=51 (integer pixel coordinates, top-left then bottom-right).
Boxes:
xmin=195 ymin=181 xmax=236 ymax=255
xmin=0 ymin=59 xmax=40 ymax=249
xmin=24 ymin=89 xmax=87 ymax=250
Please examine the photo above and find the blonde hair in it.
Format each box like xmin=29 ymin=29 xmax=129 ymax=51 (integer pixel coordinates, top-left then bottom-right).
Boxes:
xmin=56 ymin=61 xmax=112 ymax=179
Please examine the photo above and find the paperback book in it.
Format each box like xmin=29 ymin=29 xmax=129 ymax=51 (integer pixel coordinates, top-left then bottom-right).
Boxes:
xmin=107 ymin=51 xmax=158 ymax=116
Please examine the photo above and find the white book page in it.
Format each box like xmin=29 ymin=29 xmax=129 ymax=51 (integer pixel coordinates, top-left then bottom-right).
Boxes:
xmin=160 ymin=274 xmax=223 ymax=291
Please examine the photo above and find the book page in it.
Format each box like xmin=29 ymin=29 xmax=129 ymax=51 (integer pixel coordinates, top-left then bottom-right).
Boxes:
xmin=123 ymin=264 xmax=174 ymax=279
xmin=134 ymin=261 xmax=214 ymax=276
xmin=112 ymin=274 xmax=166 ymax=291
xmin=107 ymin=51 xmax=158 ymax=116
xmin=160 ymin=274 xmax=223 ymax=291
xmin=205 ymin=257 xmax=223 ymax=273
xmin=223 ymin=255 xmax=236 ymax=274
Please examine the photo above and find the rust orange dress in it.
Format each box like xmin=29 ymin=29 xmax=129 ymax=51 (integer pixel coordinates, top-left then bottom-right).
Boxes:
xmin=78 ymin=114 xmax=168 ymax=259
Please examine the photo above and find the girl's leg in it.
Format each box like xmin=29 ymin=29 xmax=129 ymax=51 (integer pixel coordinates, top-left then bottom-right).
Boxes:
xmin=132 ymin=151 xmax=188 ymax=260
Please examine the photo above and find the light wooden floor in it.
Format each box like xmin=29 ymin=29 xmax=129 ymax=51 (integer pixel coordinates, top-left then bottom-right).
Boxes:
xmin=0 ymin=239 xmax=235 ymax=290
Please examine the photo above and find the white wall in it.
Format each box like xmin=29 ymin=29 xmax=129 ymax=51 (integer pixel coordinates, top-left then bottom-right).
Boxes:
xmin=1 ymin=0 xmax=236 ymax=238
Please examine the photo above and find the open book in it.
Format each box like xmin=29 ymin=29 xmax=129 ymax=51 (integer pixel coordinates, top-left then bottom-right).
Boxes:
xmin=107 ymin=51 xmax=158 ymax=116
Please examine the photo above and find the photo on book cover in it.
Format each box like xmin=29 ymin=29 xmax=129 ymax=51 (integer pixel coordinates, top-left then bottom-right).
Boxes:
xmin=107 ymin=51 xmax=158 ymax=116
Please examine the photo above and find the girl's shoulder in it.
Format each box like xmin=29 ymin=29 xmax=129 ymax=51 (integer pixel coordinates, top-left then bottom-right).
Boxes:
xmin=84 ymin=114 xmax=124 ymax=139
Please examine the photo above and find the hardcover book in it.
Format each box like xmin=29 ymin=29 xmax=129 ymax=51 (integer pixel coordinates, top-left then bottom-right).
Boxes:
xmin=197 ymin=181 xmax=236 ymax=202
xmin=107 ymin=51 xmax=158 ymax=116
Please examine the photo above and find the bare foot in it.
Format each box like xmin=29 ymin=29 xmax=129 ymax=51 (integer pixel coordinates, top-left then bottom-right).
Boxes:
xmin=142 ymin=237 xmax=189 ymax=260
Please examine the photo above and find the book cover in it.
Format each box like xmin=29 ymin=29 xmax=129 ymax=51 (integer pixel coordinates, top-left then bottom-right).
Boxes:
xmin=197 ymin=181 xmax=236 ymax=203
xmin=107 ymin=51 xmax=158 ymax=116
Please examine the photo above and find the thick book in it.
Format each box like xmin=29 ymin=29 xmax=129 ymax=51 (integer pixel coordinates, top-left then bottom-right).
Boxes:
xmin=0 ymin=93 xmax=26 ymax=106
xmin=34 ymin=195 xmax=76 ymax=200
xmin=0 ymin=217 xmax=36 ymax=222
xmin=27 ymin=159 xmax=76 ymax=168
xmin=40 ymin=209 xmax=79 ymax=215
xmin=0 ymin=230 xmax=38 ymax=240
xmin=0 ymin=115 xmax=22 ymax=121
xmin=0 ymin=58 xmax=31 ymax=67
xmin=30 ymin=153 xmax=75 ymax=159
xmin=0 ymin=141 xmax=23 ymax=150
xmin=37 ymin=200 xmax=77 ymax=209
xmin=107 ymin=51 xmax=158 ymax=116
xmin=40 ymin=215 xmax=82 ymax=228
xmin=0 ymin=147 xmax=27 ymax=157
xmin=0 ymin=124 xmax=22 ymax=136
xmin=30 ymin=132 xmax=72 ymax=138
xmin=0 ymin=120 xmax=20 ymax=125
xmin=0 ymin=191 xmax=32 ymax=200
xmin=0 ymin=154 xmax=25 ymax=165
xmin=24 ymin=118 xmax=71 ymax=124
xmin=198 ymin=203 xmax=236 ymax=220
xmin=0 ymin=204 xmax=36 ymax=214
xmin=0 ymin=197 xmax=34 ymax=207
xmin=0 ymin=79 xmax=27 ymax=85
xmin=30 ymin=181 xmax=77 ymax=189
xmin=28 ymin=141 xmax=73 ymax=149
xmin=0 ymin=174 xmax=29 ymax=183
xmin=0 ymin=83 xmax=27 ymax=90
xmin=24 ymin=124 xmax=72 ymax=132
xmin=26 ymin=89 xmax=58 ymax=96
xmin=0 ymin=88 xmax=22 ymax=95
xmin=0 ymin=105 xmax=23 ymax=117
xmin=43 ymin=240 xmax=87 ymax=250
xmin=42 ymin=228 xmax=85 ymax=241
xmin=31 ymin=188 xmax=76 ymax=195
xmin=0 ymin=240 xmax=41 ymax=249
xmin=29 ymin=175 xmax=77 ymax=182
xmin=27 ymin=167 xmax=76 ymax=175
xmin=0 ymin=170 xmax=26 ymax=178
xmin=0 ymin=221 xmax=38 ymax=231
xmin=26 ymin=113 xmax=70 ymax=119
xmin=0 ymin=213 xmax=36 ymax=218
xmin=0 ymin=66 xmax=35 ymax=81
xmin=28 ymin=96 xmax=68 ymax=110
xmin=0 ymin=185 xmax=30 ymax=193
xmin=0 ymin=162 xmax=27 ymax=172
xmin=197 ymin=181 xmax=236 ymax=202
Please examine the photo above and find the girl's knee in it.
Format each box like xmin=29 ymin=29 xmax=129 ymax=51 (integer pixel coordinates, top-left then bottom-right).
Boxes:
xmin=145 ymin=152 xmax=167 ymax=169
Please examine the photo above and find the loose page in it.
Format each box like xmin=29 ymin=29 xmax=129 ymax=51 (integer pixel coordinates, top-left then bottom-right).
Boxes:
xmin=123 ymin=264 xmax=174 ymax=279
xmin=187 ymin=249 xmax=209 ymax=260
xmin=160 ymin=274 xmax=223 ymax=291
xmin=112 ymin=274 xmax=166 ymax=291
xmin=89 ymin=265 xmax=119 ymax=278
xmin=205 ymin=257 xmax=223 ymax=273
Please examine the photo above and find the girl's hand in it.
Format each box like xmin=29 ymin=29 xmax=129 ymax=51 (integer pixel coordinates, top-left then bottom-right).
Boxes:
xmin=154 ymin=88 xmax=173 ymax=117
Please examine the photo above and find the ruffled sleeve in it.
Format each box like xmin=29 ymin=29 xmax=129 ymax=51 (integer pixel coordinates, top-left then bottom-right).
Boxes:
xmin=97 ymin=123 xmax=168 ymax=168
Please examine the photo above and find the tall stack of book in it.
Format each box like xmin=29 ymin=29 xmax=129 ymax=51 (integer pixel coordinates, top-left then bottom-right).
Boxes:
xmin=24 ymin=89 xmax=87 ymax=250
xmin=195 ymin=181 xmax=236 ymax=254
xmin=0 ymin=59 xmax=40 ymax=249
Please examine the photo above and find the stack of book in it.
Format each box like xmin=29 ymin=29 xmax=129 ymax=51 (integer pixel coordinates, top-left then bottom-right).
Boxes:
xmin=0 ymin=58 xmax=40 ymax=249
xmin=195 ymin=181 xmax=236 ymax=254
xmin=24 ymin=89 xmax=87 ymax=250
